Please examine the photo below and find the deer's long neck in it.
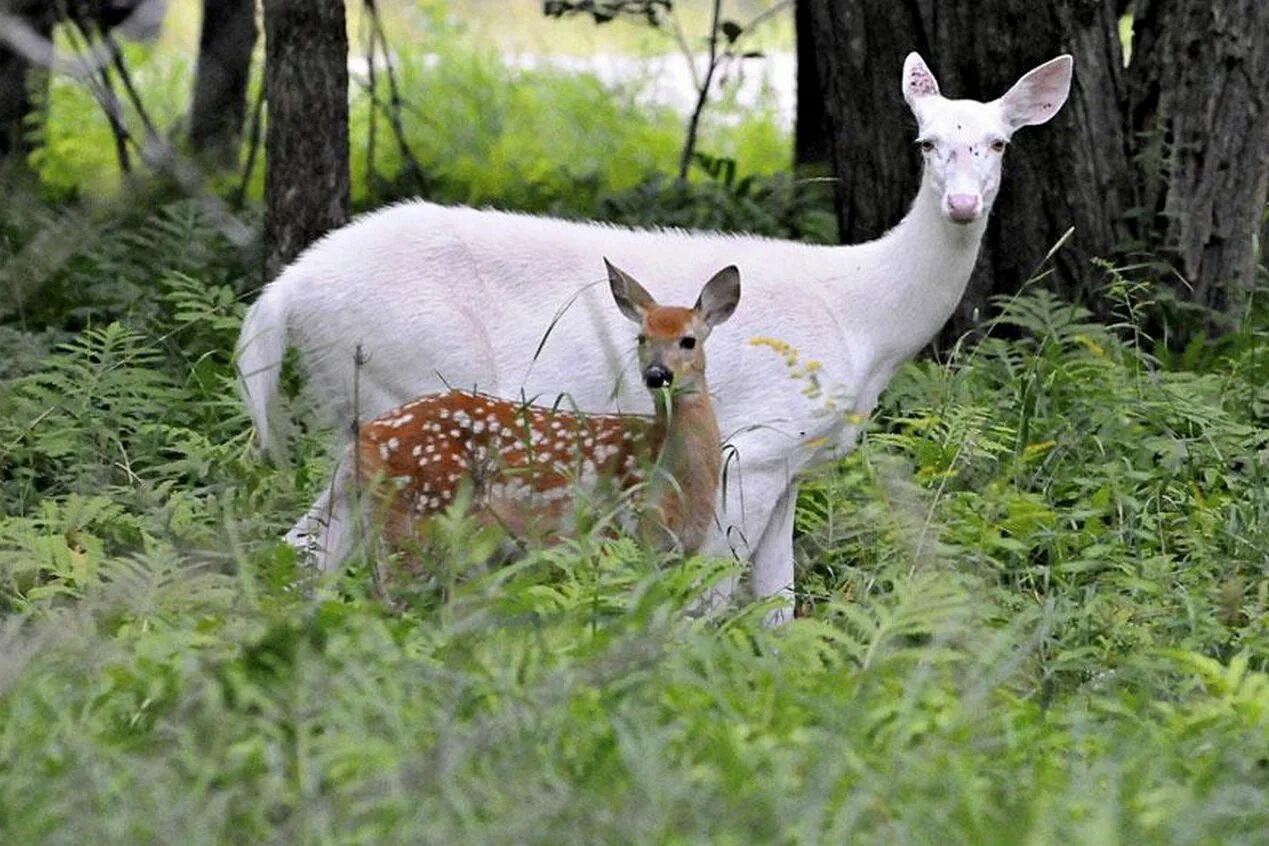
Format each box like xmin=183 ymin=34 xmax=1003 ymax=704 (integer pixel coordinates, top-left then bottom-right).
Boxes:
xmin=855 ymin=169 xmax=989 ymax=358
xmin=646 ymin=383 xmax=721 ymax=552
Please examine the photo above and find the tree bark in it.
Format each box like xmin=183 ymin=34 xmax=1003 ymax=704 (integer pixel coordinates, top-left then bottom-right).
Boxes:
xmin=262 ymin=0 xmax=349 ymax=281
xmin=190 ymin=0 xmax=258 ymax=163
xmin=804 ymin=0 xmax=1134 ymax=335
xmin=1128 ymin=0 xmax=1269 ymax=319
xmin=793 ymin=0 xmax=830 ymax=173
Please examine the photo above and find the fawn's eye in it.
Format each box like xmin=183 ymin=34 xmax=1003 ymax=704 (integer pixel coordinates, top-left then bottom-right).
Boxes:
xmin=918 ymin=139 xmax=935 ymax=153
xmin=990 ymin=138 xmax=1007 ymax=152
xmin=679 ymin=336 xmax=696 ymax=350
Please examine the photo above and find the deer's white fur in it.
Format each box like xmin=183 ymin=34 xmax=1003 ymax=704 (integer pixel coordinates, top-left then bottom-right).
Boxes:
xmin=237 ymin=52 xmax=1073 ymax=623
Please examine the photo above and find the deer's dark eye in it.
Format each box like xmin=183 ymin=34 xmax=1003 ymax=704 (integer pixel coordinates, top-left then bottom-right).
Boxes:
xmin=679 ymin=336 xmax=696 ymax=350
xmin=990 ymin=138 xmax=1007 ymax=152
xmin=918 ymin=139 xmax=935 ymax=153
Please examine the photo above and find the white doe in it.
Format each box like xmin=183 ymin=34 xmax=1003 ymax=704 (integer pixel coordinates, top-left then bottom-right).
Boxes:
xmin=353 ymin=261 xmax=740 ymax=558
xmin=236 ymin=52 xmax=1073 ymax=624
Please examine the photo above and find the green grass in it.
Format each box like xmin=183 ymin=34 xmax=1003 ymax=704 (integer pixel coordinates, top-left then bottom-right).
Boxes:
xmin=1 ymin=3 xmax=1267 ymax=840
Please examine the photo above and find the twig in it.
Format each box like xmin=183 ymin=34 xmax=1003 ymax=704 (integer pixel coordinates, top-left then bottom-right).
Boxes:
xmin=674 ymin=0 xmax=792 ymax=183
xmin=663 ymin=11 xmax=701 ymax=91
xmin=102 ymin=29 xmax=159 ymax=142
xmin=234 ymin=80 xmax=266 ymax=209
xmin=365 ymin=0 xmax=427 ymax=191
xmin=352 ymin=342 xmax=386 ymax=599
xmin=676 ymin=0 xmax=722 ymax=182
xmin=64 ymin=16 xmax=132 ymax=173
xmin=363 ymin=0 xmax=380 ymax=197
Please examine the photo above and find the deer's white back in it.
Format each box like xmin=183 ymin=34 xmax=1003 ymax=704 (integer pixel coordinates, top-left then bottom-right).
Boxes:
xmin=277 ymin=200 xmax=978 ymax=464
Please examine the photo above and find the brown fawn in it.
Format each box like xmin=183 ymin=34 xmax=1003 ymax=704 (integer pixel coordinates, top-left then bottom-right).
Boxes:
xmin=354 ymin=259 xmax=741 ymax=558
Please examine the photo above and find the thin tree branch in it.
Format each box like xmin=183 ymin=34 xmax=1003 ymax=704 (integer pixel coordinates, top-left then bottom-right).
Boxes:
xmin=675 ymin=0 xmax=792 ymax=183
xmin=365 ymin=0 xmax=427 ymax=191
xmin=234 ymin=78 xmax=266 ymax=209
xmin=65 ymin=16 xmax=133 ymax=173
xmin=363 ymin=0 xmax=380 ymax=197
xmin=102 ymin=29 xmax=159 ymax=142
xmin=677 ymin=0 xmax=722 ymax=182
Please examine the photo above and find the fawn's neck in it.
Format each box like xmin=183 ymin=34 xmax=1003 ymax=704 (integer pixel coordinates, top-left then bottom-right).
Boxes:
xmin=646 ymin=381 xmax=722 ymax=550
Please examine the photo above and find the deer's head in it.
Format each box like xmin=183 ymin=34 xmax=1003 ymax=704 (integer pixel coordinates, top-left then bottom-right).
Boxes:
xmin=605 ymin=260 xmax=741 ymax=397
xmin=903 ymin=52 xmax=1073 ymax=226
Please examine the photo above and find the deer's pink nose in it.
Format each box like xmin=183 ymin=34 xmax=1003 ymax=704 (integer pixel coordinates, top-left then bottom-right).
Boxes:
xmin=946 ymin=193 xmax=981 ymax=223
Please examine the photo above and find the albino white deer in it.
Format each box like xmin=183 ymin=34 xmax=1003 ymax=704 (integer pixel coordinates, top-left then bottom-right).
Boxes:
xmin=353 ymin=260 xmax=740 ymax=558
xmin=237 ymin=52 xmax=1073 ymax=623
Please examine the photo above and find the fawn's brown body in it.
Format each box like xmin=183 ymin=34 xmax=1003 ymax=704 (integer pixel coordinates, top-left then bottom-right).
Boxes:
xmin=355 ymin=260 xmax=740 ymax=556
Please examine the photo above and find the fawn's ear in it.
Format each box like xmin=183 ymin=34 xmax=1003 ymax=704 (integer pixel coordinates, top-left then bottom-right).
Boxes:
xmin=606 ymin=258 xmax=657 ymax=324
xmin=694 ymin=265 xmax=741 ymax=329
xmin=996 ymin=54 xmax=1073 ymax=131
xmin=902 ymin=52 xmax=941 ymax=110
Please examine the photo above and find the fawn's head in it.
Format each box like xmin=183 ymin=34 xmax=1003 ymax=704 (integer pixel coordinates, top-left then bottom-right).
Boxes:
xmin=605 ymin=259 xmax=741 ymax=397
xmin=903 ymin=52 xmax=1073 ymax=225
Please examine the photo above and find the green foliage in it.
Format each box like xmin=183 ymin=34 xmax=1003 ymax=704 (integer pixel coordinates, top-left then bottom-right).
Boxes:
xmin=33 ymin=44 xmax=195 ymax=198
xmin=798 ymin=287 xmax=1268 ymax=678
xmin=349 ymin=32 xmax=790 ymax=214
xmin=0 ymin=193 xmax=1264 ymax=842
xmin=587 ymin=155 xmax=837 ymax=242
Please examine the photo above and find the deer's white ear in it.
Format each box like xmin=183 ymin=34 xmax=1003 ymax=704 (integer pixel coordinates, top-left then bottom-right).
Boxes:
xmin=997 ymin=54 xmax=1073 ymax=131
xmin=902 ymin=52 xmax=940 ymax=109
xmin=695 ymin=265 xmax=741 ymax=329
xmin=606 ymin=258 xmax=656 ymax=324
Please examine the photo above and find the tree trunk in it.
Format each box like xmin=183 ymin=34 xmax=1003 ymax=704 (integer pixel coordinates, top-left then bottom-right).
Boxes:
xmin=793 ymin=0 xmax=830 ymax=173
xmin=0 ymin=4 xmax=54 ymax=163
xmin=1128 ymin=0 xmax=1269 ymax=320
xmin=805 ymin=0 xmax=1134 ymax=336
xmin=262 ymin=0 xmax=349 ymax=281
xmin=190 ymin=0 xmax=258 ymax=163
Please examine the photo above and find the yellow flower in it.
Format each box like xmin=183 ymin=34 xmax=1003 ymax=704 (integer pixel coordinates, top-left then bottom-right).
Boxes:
xmin=1022 ymin=439 xmax=1057 ymax=458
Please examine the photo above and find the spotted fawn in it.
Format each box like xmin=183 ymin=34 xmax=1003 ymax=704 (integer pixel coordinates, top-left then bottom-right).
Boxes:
xmin=355 ymin=259 xmax=741 ymax=557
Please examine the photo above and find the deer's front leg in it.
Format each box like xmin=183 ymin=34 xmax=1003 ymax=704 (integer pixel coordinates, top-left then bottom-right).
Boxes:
xmin=751 ymin=482 xmax=797 ymax=626
xmin=695 ymin=441 xmax=800 ymax=623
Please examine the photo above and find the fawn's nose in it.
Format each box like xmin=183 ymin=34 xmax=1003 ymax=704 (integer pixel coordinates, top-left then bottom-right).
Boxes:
xmin=643 ymin=363 xmax=673 ymax=389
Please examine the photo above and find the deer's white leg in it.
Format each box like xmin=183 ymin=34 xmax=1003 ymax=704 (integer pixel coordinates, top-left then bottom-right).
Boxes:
xmin=286 ymin=474 xmax=356 ymax=574
xmin=694 ymin=444 xmax=801 ymax=623
xmin=751 ymin=482 xmax=798 ymax=626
